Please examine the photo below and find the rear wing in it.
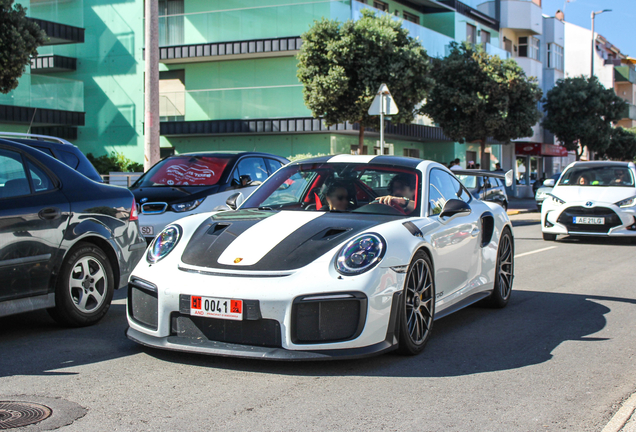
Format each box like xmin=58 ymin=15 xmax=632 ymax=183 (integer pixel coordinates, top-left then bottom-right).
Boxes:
xmin=452 ymin=169 xmax=514 ymax=187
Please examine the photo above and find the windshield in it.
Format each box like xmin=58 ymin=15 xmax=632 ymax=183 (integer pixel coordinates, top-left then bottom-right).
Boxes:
xmin=558 ymin=165 xmax=635 ymax=187
xmin=241 ymin=163 xmax=421 ymax=216
xmin=134 ymin=156 xmax=232 ymax=187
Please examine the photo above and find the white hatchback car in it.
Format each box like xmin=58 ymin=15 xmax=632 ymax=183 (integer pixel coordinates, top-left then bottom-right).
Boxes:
xmin=541 ymin=161 xmax=636 ymax=241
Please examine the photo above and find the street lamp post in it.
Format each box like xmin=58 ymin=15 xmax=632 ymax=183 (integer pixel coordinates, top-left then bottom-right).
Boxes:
xmin=590 ymin=9 xmax=612 ymax=77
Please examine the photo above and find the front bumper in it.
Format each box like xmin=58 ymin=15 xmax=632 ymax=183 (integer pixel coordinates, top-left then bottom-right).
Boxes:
xmin=542 ymin=202 xmax=636 ymax=236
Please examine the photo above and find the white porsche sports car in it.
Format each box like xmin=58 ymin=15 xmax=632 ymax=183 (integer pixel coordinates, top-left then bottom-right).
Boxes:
xmin=541 ymin=161 xmax=636 ymax=241
xmin=126 ymin=155 xmax=514 ymax=360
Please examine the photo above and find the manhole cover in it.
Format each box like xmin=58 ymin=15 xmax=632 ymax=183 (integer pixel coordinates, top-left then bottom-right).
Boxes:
xmin=0 ymin=402 xmax=52 ymax=430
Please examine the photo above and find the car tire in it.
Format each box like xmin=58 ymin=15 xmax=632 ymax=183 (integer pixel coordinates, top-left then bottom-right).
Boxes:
xmin=543 ymin=233 xmax=557 ymax=241
xmin=397 ymin=251 xmax=435 ymax=356
xmin=48 ymin=242 xmax=114 ymax=327
xmin=485 ymin=227 xmax=514 ymax=308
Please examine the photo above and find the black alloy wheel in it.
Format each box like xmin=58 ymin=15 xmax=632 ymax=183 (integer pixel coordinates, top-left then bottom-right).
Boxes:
xmin=397 ymin=251 xmax=435 ymax=355
xmin=486 ymin=227 xmax=514 ymax=308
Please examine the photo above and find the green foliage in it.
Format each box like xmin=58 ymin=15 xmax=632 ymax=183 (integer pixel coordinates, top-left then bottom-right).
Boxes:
xmin=87 ymin=151 xmax=144 ymax=174
xmin=287 ymin=153 xmax=328 ymax=162
xmin=0 ymin=0 xmax=46 ymax=93
xmin=297 ymin=9 xmax=434 ymax=130
xmin=604 ymin=127 xmax=636 ymax=161
xmin=543 ymin=76 xmax=627 ymax=158
xmin=421 ymin=42 xmax=543 ymax=145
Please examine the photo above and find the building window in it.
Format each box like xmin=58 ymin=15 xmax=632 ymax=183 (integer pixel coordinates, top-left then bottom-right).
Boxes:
xmin=403 ymin=11 xmax=419 ymax=25
xmin=518 ymin=36 xmax=540 ymax=61
xmin=159 ymin=70 xmax=185 ymax=122
xmin=373 ymin=0 xmax=388 ymax=12
xmin=547 ymin=43 xmax=564 ymax=71
xmin=481 ymin=30 xmax=491 ymax=46
xmin=404 ymin=148 xmax=420 ymax=158
xmin=466 ymin=24 xmax=477 ymax=45
xmin=158 ymin=0 xmax=184 ymax=46
xmin=351 ymin=145 xmax=368 ymax=155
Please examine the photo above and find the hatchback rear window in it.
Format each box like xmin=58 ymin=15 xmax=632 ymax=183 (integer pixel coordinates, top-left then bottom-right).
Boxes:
xmin=141 ymin=156 xmax=232 ymax=186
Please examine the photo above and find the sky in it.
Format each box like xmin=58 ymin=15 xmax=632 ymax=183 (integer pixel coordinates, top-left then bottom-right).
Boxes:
xmin=541 ymin=0 xmax=636 ymax=57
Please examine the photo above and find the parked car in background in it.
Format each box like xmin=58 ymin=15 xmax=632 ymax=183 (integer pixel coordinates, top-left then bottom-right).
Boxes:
xmin=0 ymin=132 xmax=103 ymax=182
xmin=541 ymin=161 xmax=636 ymax=241
xmin=535 ymin=172 xmax=562 ymax=211
xmin=0 ymin=139 xmax=146 ymax=326
xmin=455 ymin=169 xmax=510 ymax=210
xmin=130 ymin=151 xmax=288 ymax=243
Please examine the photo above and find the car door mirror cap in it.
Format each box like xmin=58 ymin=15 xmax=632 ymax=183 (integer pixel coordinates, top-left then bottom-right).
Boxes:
xmin=226 ymin=192 xmax=244 ymax=210
xmin=543 ymin=179 xmax=555 ymax=187
xmin=439 ymin=199 xmax=471 ymax=222
xmin=505 ymin=170 xmax=514 ymax=187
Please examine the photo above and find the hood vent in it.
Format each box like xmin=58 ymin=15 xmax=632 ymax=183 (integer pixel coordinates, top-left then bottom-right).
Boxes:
xmin=207 ymin=223 xmax=231 ymax=236
xmin=313 ymin=227 xmax=351 ymax=241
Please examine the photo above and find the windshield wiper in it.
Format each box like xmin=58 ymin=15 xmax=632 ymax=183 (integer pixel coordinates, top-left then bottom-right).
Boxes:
xmin=258 ymin=206 xmax=273 ymax=210
xmin=170 ymin=186 xmax=192 ymax=195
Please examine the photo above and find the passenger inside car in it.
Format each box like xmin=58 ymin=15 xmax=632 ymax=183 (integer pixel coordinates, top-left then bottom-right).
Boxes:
xmin=322 ymin=181 xmax=350 ymax=211
xmin=375 ymin=173 xmax=417 ymax=214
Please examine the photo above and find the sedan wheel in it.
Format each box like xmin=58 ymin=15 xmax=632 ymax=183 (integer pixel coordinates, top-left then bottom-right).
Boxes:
xmin=398 ymin=251 xmax=435 ymax=355
xmin=48 ymin=242 xmax=114 ymax=327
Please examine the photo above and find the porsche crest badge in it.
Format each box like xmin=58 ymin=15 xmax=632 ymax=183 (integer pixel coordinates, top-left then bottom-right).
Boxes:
xmin=234 ymin=258 xmax=243 ymax=264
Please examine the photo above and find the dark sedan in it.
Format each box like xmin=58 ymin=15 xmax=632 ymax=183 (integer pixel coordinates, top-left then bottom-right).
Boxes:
xmin=0 ymin=140 xmax=146 ymax=326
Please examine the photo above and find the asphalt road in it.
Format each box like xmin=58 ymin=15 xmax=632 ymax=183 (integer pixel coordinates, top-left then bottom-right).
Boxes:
xmin=2 ymin=214 xmax=636 ymax=432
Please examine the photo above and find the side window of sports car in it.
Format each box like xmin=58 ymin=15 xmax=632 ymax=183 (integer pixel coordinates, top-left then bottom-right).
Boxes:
xmin=430 ymin=169 xmax=470 ymax=204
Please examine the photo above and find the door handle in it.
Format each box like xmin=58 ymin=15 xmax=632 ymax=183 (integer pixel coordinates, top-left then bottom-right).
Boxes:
xmin=38 ymin=207 xmax=61 ymax=220
xmin=471 ymin=227 xmax=480 ymax=237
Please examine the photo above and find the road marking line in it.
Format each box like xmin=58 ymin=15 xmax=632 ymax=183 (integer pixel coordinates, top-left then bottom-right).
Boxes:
xmin=602 ymin=392 xmax=636 ymax=432
xmin=111 ymin=299 xmax=126 ymax=305
xmin=514 ymin=246 xmax=557 ymax=258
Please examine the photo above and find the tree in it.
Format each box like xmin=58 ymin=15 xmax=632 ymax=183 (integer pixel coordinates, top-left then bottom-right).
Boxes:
xmin=0 ymin=0 xmax=46 ymax=94
xmin=604 ymin=127 xmax=636 ymax=161
xmin=543 ymin=76 xmax=627 ymax=160
xmin=421 ymin=42 xmax=542 ymax=169
xmin=297 ymin=9 xmax=434 ymax=151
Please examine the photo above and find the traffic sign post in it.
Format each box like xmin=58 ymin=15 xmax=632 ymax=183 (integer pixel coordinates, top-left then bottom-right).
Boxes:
xmin=368 ymin=84 xmax=399 ymax=154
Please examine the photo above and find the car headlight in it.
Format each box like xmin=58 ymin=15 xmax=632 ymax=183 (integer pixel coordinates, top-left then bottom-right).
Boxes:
xmin=616 ymin=196 xmax=636 ymax=208
xmin=171 ymin=198 xmax=205 ymax=213
xmin=547 ymin=193 xmax=565 ymax=205
xmin=536 ymin=190 xmax=547 ymax=199
xmin=147 ymin=225 xmax=182 ymax=263
xmin=335 ymin=234 xmax=386 ymax=276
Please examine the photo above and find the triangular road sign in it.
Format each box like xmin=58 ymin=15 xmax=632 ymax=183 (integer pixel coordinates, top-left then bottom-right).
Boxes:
xmin=368 ymin=83 xmax=399 ymax=116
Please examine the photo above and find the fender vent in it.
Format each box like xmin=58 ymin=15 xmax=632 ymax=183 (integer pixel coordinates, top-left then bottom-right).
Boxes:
xmin=480 ymin=213 xmax=495 ymax=247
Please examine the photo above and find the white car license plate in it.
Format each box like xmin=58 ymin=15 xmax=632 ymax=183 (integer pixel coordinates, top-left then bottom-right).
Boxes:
xmin=573 ymin=217 xmax=604 ymax=225
xmin=140 ymin=226 xmax=154 ymax=236
xmin=190 ymin=296 xmax=243 ymax=321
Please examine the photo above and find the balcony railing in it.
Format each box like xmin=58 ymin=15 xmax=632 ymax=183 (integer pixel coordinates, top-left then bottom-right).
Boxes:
xmin=352 ymin=1 xmax=454 ymax=59
xmin=159 ymin=85 xmax=310 ymax=121
xmin=485 ymin=43 xmax=511 ymax=59
xmin=18 ymin=0 xmax=84 ymax=28
xmin=155 ymin=0 xmax=351 ymax=47
xmin=0 ymin=73 xmax=84 ymax=112
xmin=615 ymin=65 xmax=636 ymax=85
xmin=622 ymin=104 xmax=636 ymax=121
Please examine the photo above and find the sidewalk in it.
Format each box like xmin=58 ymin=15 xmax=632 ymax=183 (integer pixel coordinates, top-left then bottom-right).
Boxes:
xmin=506 ymin=197 xmax=538 ymax=216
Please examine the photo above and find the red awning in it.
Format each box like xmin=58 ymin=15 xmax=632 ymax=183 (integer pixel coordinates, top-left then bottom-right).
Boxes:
xmin=515 ymin=143 xmax=569 ymax=157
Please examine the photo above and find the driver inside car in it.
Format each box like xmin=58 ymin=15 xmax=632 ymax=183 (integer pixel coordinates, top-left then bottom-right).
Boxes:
xmin=375 ymin=174 xmax=416 ymax=214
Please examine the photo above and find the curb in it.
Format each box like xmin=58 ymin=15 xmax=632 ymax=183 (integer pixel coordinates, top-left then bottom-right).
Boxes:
xmin=506 ymin=209 xmax=533 ymax=216
xmin=603 ymin=392 xmax=636 ymax=432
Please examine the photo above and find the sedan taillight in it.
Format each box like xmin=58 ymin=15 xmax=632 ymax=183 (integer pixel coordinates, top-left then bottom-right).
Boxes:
xmin=130 ymin=198 xmax=138 ymax=221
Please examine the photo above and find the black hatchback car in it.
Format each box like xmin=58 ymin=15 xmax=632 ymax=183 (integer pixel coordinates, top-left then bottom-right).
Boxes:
xmin=455 ymin=170 xmax=509 ymax=210
xmin=0 ymin=139 xmax=146 ymax=326
xmin=0 ymin=132 xmax=103 ymax=182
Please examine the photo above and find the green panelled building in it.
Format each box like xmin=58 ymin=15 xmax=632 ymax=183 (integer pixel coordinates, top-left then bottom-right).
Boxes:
xmin=1 ymin=0 xmax=509 ymax=168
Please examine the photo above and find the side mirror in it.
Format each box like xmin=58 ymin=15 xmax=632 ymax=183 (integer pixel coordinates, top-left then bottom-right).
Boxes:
xmin=505 ymin=170 xmax=514 ymax=187
xmin=543 ymin=179 xmax=555 ymax=187
xmin=226 ymin=192 xmax=244 ymax=210
xmin=439 ymin=199 xmax=471 ymax=220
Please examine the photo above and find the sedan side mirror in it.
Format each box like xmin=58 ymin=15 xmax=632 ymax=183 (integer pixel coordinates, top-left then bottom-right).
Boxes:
xmin=226 ymin=192 xmax=244 ymax=210
xmin=543 ymin=179 xmax=555 ymax=187
xmin=439 ymin=199 xmax=471 ymax=220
